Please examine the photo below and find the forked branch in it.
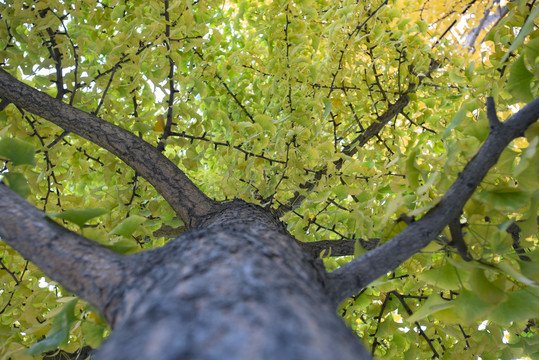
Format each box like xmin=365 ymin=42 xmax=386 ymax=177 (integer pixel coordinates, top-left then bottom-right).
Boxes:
xmin=0 ymin=184 xmax=127 ymax=324
xmin=0 ymin=69 xmax=219 ymax=228
xmin=326 ymin=96 xmax=539 ymax=305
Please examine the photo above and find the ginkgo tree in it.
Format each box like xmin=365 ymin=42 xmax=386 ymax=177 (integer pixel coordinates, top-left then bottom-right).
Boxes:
xmin=0 ymin=0 xmax=538 ymax=359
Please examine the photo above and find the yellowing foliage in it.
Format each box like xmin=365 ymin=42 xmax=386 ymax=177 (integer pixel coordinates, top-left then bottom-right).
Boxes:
xmin=0 ymin=0 xmax=538 ymax=359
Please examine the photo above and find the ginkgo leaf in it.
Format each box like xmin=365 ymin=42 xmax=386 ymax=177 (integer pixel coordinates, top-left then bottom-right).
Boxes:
xmin=492 ymin=261 xmax=539 ymax=287
xmin=406 ymin=294 xmax=453 ymax=323
xmin=490 ymin=288 xmax=539 ymax=325
xmin=1 ymin=0 xmax=539 ymax=358
xmin=154 ymin=115 xmax=165 ymax=132
xmin=322 ymin=98 xmax=332 ymax=120
xmin=443 ymin=100 xmax=473 ymax=137
xmin=436 ymin=290 xmax=495 ymax=325
xmin=469 ymin=269 xmax=508 ymax=305
xmin=0 ymin=137 xmax=35 ymax=166
xmin=107 ymin=238 xmax=140 ymax=254
xmin=81 ymin=321 xmax=106 ymax=348
xmin=49 ymin=208 xmax=109 ymax=228
xmin=253 ymin=114 xmax=276 ymax=132
xmin=418 ymin=263 xmax=464 ymax=290
xmin=2 ymin=172 xmax=30 ymax=198
xmin=109 ymin=215 xmax=146 ymax=238
xmin=25 ymin=298 xmax=78 ymax=355
xmin=507 ymin=55 xmax=534 ymax=102
xmin=499 ymin=4 xmax=539 ymax=64
xmin=476 ymin=187 xmax=530 ymax=212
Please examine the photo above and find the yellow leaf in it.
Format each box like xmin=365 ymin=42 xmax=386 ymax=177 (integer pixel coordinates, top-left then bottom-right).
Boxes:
xmin=154 ymin=115 xmax=165 ymax=132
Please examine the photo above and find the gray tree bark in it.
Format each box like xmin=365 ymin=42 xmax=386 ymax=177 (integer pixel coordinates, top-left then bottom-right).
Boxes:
xmin=98 ymin=200 xmax=370 ymax=359
xmin=1 ymin=68 xmax=538 ymax=360
xmin=0 ymin=187 xmax=370 ymax=359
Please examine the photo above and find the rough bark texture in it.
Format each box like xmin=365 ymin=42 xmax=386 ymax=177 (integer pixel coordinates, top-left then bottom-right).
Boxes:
xmin=100 ymin=202 xmax=369 ymax=359
xmin=0 ymin=68 xmax=219 ymax=228
xmin=0 ymin=69 xmax=373 ymax=359
xmin=0 ymin=189 xmax=370 ymax=359
xmin=326 ymin=95 xmax=539 ymax=304
xmin=297 ymin=238 xmax=380 ymax=257
xmin=0 ymin=184 xmax=127 ymax=322
xmin=1 ymin=67 xmax=538 ymax=359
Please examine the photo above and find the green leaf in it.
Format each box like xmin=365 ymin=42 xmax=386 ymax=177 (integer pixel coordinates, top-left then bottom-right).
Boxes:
xmin=49 ymin=208 xmax=108 ymax=228
xmin=253 ymin=114 xmax=276 ymax=132
xmin=507 ymin=55 xmax=534 ymax=102
xmin=476 ymin=187 xmax=530 ymax=212
xmin=436 ymin=289 xmax=495 ymax=325
xmin=387 ymin=8 xmax=400 ymax=20
xmin=469 ymin=269 xmax=508 ymax=305
xmin=513 ymin=137 xmax=538 ymax=190
xmin=405 ymin=147 xmax=420 ymax=189
xmin=3 ymin=172 xmax=30 ymax=198
xmin=407 ymin=294 xmax=453 ymax=323
xmin=418 ymin=263 xmax=463 ymax=290
xmin=492 ymin=260 xmax=539 ymax=287
xmin=519 ymin=260 xmax=539 ymax=283
xmin=499 ymin=4 xmax=539 ymax=64
xmin=490 ymin=288 xmax=539 ymax=325
xmin=132 ymin=121 xmax=152 ymax=133
xmin=110 ymin=4 xmax=126 ymax=20
xmin=25 ymin=299 xmax=78 ymax=355
xmin=525 ymin=37 xmax=539 ymax=70
xmin=107 ymin=238 xmax=140 ymax=254
xmin=520 ymin=192 xmax=539 ymax=238
xmin=81 ymin=321 xmax=106 ymax=348
xmin=443 ymin=100 xmax=473 ymax=137
xmin=0 ymin=137 xmax=35 ymax=166
xmin=322 ymin=98 xmax=332 ymax=120
xmin=109 ymin=215 xmax=146 ymax=238
xmin=380 ymin=217 xmax=409 ymax=244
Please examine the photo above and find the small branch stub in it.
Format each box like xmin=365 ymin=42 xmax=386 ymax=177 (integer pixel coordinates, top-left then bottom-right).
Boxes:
xmin=486 ymin=97 xmax=501 ymax=131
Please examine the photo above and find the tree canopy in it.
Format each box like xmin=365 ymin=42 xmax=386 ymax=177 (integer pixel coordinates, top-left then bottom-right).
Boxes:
xmin=0 ymin=0 xmax=538 ymax=359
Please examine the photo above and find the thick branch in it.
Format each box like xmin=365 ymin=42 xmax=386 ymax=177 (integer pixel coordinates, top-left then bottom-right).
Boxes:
xmin=342 ymin=94 xmax=411 ymax=156
xmin=297 ymin=238 xmax=380 ymax=257
xmin=0 ymin=69 xmax=219 ymax=228
xmin=326 ymin=96 xmax=539 ymax=305
xmin=0 ymin=184 xmax=127 ymax=323
xmin=298 ymin=239 xmax=356 ymax=257
xmin=448 ymin=218 xmax=472 ymax=261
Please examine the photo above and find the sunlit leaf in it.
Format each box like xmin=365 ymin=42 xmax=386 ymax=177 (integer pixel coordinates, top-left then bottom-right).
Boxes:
xmin=253 ymin=114 xmax=275 ymax=132
xmin=49 ymin=208 xmax=109 ymax=228
xmin=154 ymin=115 xmax=165 ymax=132
xmin=25 ymin=299 xmax=78 ymax=355
xmin=499 ymin=4 xmax=539 ymax=64
xmin=81 ymin=321 xmax=106 ymax=348
xmin=109 ymin=215 xmax=146 ymax=238
xmin=1 ymin=0 xmax=538 ymax=358
xmin=406 ymin=294 xmax=452 ymax=323
xmin=418 ymin=263 xmax=464 ymax=290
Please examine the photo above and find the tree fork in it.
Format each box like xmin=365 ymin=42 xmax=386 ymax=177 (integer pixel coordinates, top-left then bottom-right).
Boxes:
xmin=0 ymin=69 xmax=219 ymax=229
xmin=326 ymin=96 xmax=539 ymax=304
xmin=0 ymin=186 xmax=371 ymax=359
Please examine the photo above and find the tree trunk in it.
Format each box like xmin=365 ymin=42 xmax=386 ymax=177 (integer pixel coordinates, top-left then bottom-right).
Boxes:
xmin=2 ymin=60 xmax=538 ymax=360
xmin=0 ymin=191 xmax=368 ymax=359
xmin=96 ymin=200 xmax=369 ymax=359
